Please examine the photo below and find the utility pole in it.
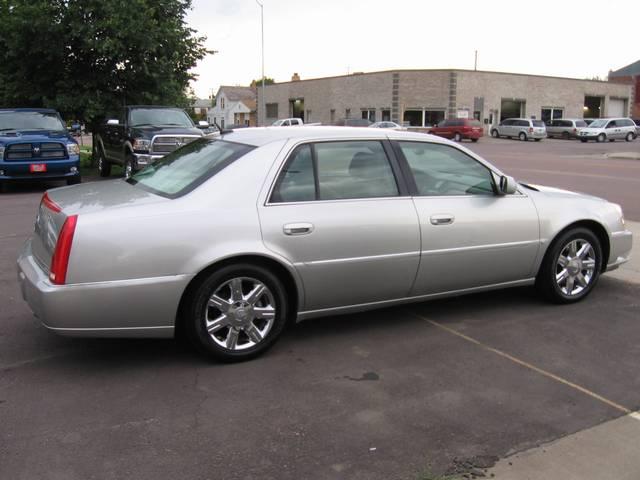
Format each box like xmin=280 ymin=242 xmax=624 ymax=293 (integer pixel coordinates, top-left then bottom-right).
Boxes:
xmin=256 ymin=0 xmax=265 ymax=126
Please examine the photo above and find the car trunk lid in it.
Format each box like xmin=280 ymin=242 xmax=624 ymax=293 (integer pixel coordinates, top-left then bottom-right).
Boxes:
xmin=31 ymin=180 xmax=167 ymax=273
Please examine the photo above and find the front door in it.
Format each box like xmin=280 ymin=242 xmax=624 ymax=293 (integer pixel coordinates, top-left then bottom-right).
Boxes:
xmin=394 ymin=140 xmax=540 ymax=295
xmin=259 ymin=139 xmax=420 ymax=312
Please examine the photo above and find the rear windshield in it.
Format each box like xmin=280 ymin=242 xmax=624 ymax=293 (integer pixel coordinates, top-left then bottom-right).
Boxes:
xmin=128 ymin=138 xmax=254 ymax=198
xmin=532 ymin=120 xmax=545 ymax=127
xmin=469 ymin=120 xmax=482 ymax=127
xmin=575 ymin=120 xmax=587 ymax=127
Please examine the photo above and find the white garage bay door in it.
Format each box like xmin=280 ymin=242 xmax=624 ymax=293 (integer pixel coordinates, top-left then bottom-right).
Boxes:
xmin=608 ymin=98 xmax=625 ymax=117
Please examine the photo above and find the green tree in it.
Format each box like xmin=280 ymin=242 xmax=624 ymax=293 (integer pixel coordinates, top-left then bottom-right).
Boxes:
xmin=0 ymin=0 xmax=211 ymax=130
xmin=251 ymin=77 xmax=275 ymax=87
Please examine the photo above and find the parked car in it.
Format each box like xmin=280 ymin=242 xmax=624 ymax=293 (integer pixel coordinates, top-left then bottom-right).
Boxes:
xmin=632 ymin=118 xmax=640 ymax=136
xmin=0 ymin=108 xmax=81 ymax=192
xmin=429 ymin=118 xmax=484 ymax=142
xmin=546 ymin=119 xmax=588 ymax=139
xmin=93 ymin=105 xmax=208 ymax=179
xmin=18 ymin=127 xmax=632 ymax=361
xmin=334 ymin=118 xmax=372 ymax=127
xmin=578 ymin=118 xmax=637 ymax=143
xmin=490 ymin=118 xmax=546 ymax=141
xmin=272 ymin=118 xmax=304 ymax=126
xmin=369 ymin=121 xmax=403 ymax=130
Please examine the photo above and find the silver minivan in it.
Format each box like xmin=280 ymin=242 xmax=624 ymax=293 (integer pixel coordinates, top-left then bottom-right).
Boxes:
xmin=578 ymin=118 xmax=637 ymax=142
xmin=546 ymin=119 xmax=587 ymax=139
xmin=491 ymin=118 xmax=546 ymax=141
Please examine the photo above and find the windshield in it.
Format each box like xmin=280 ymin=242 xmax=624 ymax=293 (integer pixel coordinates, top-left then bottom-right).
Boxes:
xmin=129 ymin=108 xmax=194 ymax=127
xmin=588 ymin=119 xmax=607 ymax=128
xmin=128 ymin=139 xmax=254 ymax=198
xmin=272 ymin=120 xmax=284 ymax=126
xmin=0 ymin=111 xmax=66 ymax=131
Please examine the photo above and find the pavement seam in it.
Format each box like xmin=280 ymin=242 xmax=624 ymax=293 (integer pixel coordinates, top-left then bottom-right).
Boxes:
xmin=409 ymin=311 xmax=634 ymax=416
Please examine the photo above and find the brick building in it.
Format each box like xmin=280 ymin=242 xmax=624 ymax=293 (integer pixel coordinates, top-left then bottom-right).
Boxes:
xmin=608 ymin=59 xmax=640 ymax=118
xmin=257 ymin=69 xmax=632 ymax=129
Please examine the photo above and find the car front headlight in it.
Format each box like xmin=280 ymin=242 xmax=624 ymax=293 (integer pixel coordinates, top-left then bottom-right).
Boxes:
xmin=66 ymin=143 xmax=80 ymax=155
xmin=132 ymin=139 xmax=151 ymax=151
xmin=613 ymin=203 xmax=625 ymax=227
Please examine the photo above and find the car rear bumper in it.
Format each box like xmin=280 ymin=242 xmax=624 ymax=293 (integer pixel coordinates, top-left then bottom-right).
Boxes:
xmin=17 ymin=239 xmax=191 ymax=338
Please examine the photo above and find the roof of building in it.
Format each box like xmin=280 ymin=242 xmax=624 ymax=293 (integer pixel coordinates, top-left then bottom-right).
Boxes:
xmin=217 ymin=86 xmax=256 ymax=102
xmin=609 ymin=59 xmax=640 ymax=78
xmin=192 ymin=98 xmax=211 ymax=108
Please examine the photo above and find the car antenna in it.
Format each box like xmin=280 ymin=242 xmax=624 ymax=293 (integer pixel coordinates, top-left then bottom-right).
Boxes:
xmin=212 ymin=118 xmax=233 ymax=135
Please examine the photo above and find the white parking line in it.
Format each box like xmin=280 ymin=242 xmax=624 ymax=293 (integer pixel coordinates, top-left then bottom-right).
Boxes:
xmin=410 ymin=311 xmax=635 ymax=416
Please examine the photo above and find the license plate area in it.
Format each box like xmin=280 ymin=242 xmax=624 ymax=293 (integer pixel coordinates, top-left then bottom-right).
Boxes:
xmin=30 ymin=164 xmax=47 ymax=173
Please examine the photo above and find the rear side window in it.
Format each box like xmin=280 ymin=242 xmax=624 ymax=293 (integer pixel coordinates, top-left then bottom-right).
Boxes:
xmin=270 ymin=141 xmax=399 ymax=202
xmin=128 ymin=139 xmax=254 ymax=198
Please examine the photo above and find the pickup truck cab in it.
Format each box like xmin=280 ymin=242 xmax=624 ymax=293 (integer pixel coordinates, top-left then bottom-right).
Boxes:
xmin=93 ymin=106 xmax=207 ymax=178
xmin=272 ymin=118 xmax=304 ymax=126
xmin=0 ymin=108 xmax=81 ymax=191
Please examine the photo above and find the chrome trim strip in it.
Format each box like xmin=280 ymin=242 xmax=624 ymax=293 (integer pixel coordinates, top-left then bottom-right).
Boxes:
xmin=421 ymin=239 xmax=539 ymax=256
xmin=43 ymin=325 xmax=174 ymax=332
xmin=611 ymin=230 xmax=632 ymax=238
xmin=294 ymin=250 xmax=420 ymax=267
xmin=297 ymin=278 xmax=536 ymax=320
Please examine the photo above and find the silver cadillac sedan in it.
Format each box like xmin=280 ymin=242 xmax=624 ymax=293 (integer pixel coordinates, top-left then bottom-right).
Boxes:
xmin=17 ymin=127 xmax=632 ymax=361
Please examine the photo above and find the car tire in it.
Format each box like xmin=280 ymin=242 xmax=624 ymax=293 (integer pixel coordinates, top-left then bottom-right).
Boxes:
xmin=454 ymin=132 xmax=462 ymax=142
xmin=580 ymin=139 xmax=587 ymax=142
xmin=519 ymin=132 xmax=527 ymax=141
xmin=66 ymin=175 xmax=81 ymax=186
xmin=625 ymin=132 xmax=634 ymax=142
xmin=562 ymin=131 xmax=570 ymax=140
xmin=491 ymin=129 xmax=499 ymax=138
xmin=534 ymin=138 xmax=541 ymax=142
xmin=609 ymin=139 xmax=615 ymax=142
xmin=124 ymin=154 xmax=135 ymax=180
xmin=536 ymin=227 xmax=602 ymax=304
xmin=471 ymin=138 xmax=478 ymax=143
xmin=0 ymin=181 xmax=7 ymax=194
xmin=184 ymin=263 xmax=289 ymax=362
xmin=597 ymin=133 xmax=606 ymax=143
xmin=97 ymin=148 xmax=111 ymax=177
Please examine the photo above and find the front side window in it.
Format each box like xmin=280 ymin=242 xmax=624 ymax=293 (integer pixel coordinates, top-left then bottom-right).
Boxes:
xmin=399 ymin=142 xmax=495 ymax=196
xmin=270 ymin=141 xmax=399 ymax=203
xmin=128 ymin=139 xmax=254 ymax=198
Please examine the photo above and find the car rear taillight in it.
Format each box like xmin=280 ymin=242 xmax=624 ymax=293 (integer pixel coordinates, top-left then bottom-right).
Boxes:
xmin=528 ymin=127 xmax=533 ymax=133
xmin=41 ymin=192 xmax=61 ymax=213
xmin=573 ymin=128 xmax=577 ymax=132
xmin=49 ymin=215 xmax=78 ymax=285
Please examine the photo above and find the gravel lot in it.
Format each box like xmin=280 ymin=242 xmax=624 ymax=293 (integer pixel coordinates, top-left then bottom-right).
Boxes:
xmin=1 ymin=136 xmax=639 ymax=479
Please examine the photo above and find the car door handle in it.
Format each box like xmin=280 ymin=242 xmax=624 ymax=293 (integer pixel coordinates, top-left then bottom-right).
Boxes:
xmin=430 ymin=214 xmax=454 ymax=226
xmin=283 ymin=223 xmax=314 ymax=235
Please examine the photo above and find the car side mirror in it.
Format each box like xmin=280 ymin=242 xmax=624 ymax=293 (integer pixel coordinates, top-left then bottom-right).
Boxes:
xmin=106 ymin=119 xmax=119 ymax=126
xmin=197 ymin=120 xmax=210 ymax=128
xmin=498 ymin=175 xmax=518 ymax=195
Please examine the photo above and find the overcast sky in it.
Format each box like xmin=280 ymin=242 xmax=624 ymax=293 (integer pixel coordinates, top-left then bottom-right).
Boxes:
xmin=187 ymin=0 xmax=638 ymax=99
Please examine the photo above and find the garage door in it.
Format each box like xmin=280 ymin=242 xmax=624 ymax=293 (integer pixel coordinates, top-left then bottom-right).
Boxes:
xmin=608 ymin=98 xmax=625 ymax=117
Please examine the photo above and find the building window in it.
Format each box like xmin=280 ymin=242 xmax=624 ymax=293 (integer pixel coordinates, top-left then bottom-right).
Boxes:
xmin=266 ymin=103 xmax=278 ymax=118
xmin=361 ymin=109 xmax=376 ymax=122
xmin=306 ymin=110 xmax=312 ymax=122
xmin=473 ymin=111 xmax=481 ymax=121
xmin=220 ymin=97 xmax=225 ymax=109
xmin=345 ymin=108 xmax=351 ymax=119
xmin=382 ymin=109 xmax=391 ymax=121
xmin=403 ymin=110 xmax=422 ymax=127
xmin=330 ymin=109 xmax=336 ymax=124
xmin=541 ymin=107 xmax=564 ymax=123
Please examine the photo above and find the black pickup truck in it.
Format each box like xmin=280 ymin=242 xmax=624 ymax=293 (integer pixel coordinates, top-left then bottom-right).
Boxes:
xmin=93 ymin=105 xmax=210 ymax=178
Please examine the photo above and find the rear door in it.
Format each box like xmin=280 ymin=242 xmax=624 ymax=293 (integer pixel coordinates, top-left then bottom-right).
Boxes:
xmin=259 ymin=139 xmax=420 ymax=312
xmin=394 ymin=140 xmax=540 ymax=295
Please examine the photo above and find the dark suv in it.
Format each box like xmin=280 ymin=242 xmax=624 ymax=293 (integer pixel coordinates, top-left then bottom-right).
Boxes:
xmin=0 ymin=108 xmax=81 ymax=191
xmin=429 ymin=118 xmax=484 ymax=142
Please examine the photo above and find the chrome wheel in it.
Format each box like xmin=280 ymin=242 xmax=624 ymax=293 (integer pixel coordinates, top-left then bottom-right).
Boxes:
xmin=555 ymin=239 xmax=596 ymax=296
xmin=205 ymin=277 xmax=276 ymax=351
xmin=124 ymin=159 xmax=133 ymax=179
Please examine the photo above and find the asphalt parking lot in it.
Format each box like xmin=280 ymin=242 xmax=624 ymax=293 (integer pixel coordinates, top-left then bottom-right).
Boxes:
xmin=1 ymin=136 xmax=639 ymax=479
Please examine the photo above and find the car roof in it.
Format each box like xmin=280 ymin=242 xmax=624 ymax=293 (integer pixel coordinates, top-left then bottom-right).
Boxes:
xmin=217 ymin=126 xmax=451 ymax=147
xmin=0 ymin=108 xmax=58 ymax=113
